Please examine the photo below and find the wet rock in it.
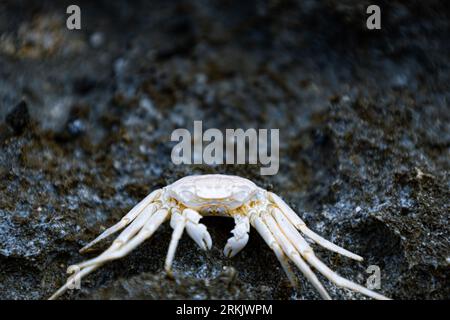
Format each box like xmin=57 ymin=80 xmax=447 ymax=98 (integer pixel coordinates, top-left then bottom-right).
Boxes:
xmin=5 ymin=101 xmax=30 ymax=135
xmin=87 ymin=269 xmax=272 ymax=300
xmin=0 ymin=0 xmax=448 ymax=300
xmin=0 ymin=13 xmax=86 ymax=59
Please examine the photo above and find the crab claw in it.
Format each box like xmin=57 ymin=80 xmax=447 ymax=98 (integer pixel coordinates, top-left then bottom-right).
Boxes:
xmin=183 ymin=208 xmax=212 ymax=251
xmin=186 ymin=223 xmax=212 ymax=250
xmin=224 ymin=215 xmax=250 ymax=258
xmin=224 ymin=233 xmax=249 ymax=258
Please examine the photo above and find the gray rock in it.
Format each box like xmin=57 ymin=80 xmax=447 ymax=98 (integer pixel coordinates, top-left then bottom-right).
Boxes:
xmin=0 ymin=0 xmax=448 ymax=300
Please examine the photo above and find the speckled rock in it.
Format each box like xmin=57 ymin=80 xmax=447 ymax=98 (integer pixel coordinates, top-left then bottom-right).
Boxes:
xmin=0 ymin=0 xmax=448 ymax=300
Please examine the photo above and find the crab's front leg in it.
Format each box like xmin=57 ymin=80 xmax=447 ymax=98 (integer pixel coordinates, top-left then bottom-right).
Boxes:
xmin=165 ymin=207 xmax=212 ymax=273
xmin=164 ymin=208 xmax=187 ymax=273
xmin=224 ymin=214 xmax=250 ymax=258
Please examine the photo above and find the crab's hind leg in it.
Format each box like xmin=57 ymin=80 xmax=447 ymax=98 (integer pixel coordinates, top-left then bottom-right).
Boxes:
xmin=49 ymin=265 xmax=98 ymax=300
xmin=79 ymin=189 xmax=162 ymax=253
xmin=262 ymin=214 xmax=332 ymax=300
xmin=252 ymin=216 xmax=298 ymax=288
xmin=268 ymin=192 xmax=363 ymax=261
xmin=301 ymin=251 xmax=389 ymax=300
xmin=271 ymin=207 xmax=389 ymax=300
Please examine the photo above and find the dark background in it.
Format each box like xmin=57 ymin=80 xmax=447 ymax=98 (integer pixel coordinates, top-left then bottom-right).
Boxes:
xmin=0 ymin=0 xmax=448 ymax=299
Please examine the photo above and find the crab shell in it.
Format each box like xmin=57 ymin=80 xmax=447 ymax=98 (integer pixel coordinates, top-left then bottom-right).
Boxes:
xmin=166 ymin=174 xmax=262 ymax=212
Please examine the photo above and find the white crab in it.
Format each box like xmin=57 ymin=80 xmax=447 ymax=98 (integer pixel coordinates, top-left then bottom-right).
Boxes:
xmin=50 ymin=174 xmax=389 ymax=300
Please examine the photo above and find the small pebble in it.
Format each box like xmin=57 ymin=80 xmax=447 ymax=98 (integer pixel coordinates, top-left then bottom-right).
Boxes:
xmin=90 ymin=32 xmax=105 ymax=48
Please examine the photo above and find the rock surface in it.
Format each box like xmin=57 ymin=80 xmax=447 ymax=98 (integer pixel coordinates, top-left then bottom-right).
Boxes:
xmin=0 ymin=0 xmax=448 ymax=300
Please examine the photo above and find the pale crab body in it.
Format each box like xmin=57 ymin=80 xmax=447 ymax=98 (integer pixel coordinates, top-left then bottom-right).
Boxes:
xmin=166 ymin=175 xmax=262 ymax=212
xmin=50 ymin=174 xmax=389 ymax=300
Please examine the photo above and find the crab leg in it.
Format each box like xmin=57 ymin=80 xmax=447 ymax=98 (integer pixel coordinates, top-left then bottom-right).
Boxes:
xmin=271 ymin=207 xmax=389 ymax=300
xmin=224 ymin=214 xmax=250 ymax=258
xmin=73 ymin=202 xmax=160 ymax=271
xmin=272 ymin=207 xmax=319 ymax=260
xmin=268 ymin=192 xmax=363 ymax=261
xmin=302 ymin=253 xmax=389 ymax=300
xmin=165 ymin=207 xmax=213 ymax=272
xmin=165 ymin=208 xmax=187 ymax=273
xmin=80 ymin=189 xmax=162 ymax=253
xmin=70 ymin=208 xmax=169 ymax=270
xmin=50 ymin=206 xmax=167 ymax=300
xmin=252 ymin=216 xmax=298 ymax=288
xmin=49 ymin=265 xmax=98 ymax=300
xmin=263 ymin=213 xmax=332 ymax=300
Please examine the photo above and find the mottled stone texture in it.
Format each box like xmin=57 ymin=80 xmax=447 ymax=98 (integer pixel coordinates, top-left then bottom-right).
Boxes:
xmin=0 ymin=0 xmax=448 ymax=300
